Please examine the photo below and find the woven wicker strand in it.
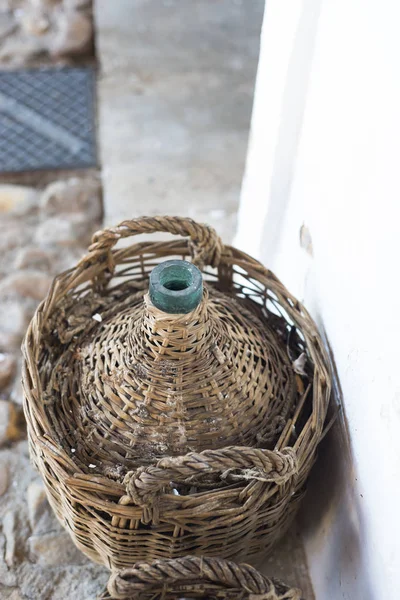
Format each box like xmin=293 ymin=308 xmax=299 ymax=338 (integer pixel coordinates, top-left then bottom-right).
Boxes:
xmin=100 ymin=556 xmax=304 ymax=600
xmin=22 ymin=216 xmax=332 ymax=569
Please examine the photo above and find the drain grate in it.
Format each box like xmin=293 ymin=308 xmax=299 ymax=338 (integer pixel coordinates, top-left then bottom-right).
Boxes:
xmin=0 ymin=67 xmax=97 ymax=173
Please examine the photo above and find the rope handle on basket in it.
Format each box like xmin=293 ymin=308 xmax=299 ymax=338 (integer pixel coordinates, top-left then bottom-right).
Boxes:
xmin=102 ymin=555 xmax=304 ymax=599
xmin=78 ymin=216 xmax=224 ymax=271
xmin=124 ymin=447 xmax=297 ymax=508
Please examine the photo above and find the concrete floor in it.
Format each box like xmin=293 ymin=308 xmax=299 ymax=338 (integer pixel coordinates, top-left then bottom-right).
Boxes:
xmin=94 ymin=0 xmax=264 ymax=242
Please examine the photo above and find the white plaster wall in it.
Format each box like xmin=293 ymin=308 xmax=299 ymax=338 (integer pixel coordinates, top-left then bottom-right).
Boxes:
xmin=236 ymin=1 xmax=400 ymax=599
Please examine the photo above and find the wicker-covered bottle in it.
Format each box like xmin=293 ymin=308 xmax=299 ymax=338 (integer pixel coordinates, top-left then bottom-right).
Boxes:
xmin=22 ymin=216 xmax=331 ymax=569
xmin=61 ymin=256 xmax=296 ymax=471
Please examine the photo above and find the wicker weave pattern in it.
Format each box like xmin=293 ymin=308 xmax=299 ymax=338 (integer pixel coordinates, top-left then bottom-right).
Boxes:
xmin=22 ymin=216 xmax=331 ymax=570
xmin=101 ymin=556 xmax=304 ymax=599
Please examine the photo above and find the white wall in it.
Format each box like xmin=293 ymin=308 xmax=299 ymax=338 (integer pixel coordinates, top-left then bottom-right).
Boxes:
xmin=237 ymin=1 xmax=400 ymax=599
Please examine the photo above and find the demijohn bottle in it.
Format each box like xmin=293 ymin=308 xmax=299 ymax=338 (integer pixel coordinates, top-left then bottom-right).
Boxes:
xmin=72 ymin=258 xmax=296 ymax=469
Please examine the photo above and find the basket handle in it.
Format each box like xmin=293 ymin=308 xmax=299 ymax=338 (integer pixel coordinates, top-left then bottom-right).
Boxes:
xmin=124 ymin=446 xmax=297 ymax=508
xmin=103 ymin=555 xmax=304 ymax=599
xmin=79 ymin=216 xmax=223 ymax=270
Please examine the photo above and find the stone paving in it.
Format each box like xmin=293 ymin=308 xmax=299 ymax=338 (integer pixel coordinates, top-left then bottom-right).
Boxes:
xmin=0 ymin=175 xmax=109 ymax=600
xmin=0 ymin=3 xmax=109 ymax=598
xmin=0 ymin=0 xmax=94 ymax=68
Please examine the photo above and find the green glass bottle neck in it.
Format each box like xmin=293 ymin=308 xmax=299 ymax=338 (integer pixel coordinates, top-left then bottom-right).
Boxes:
xmin=149 ymin=260 xmax=203 ymax=314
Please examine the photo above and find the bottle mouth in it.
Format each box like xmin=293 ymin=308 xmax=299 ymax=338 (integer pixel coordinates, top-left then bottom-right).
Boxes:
xmin=159 ymin=264 xmax=193 ymax=291
xmin=149 ymin=259 xmax=203 ymax=314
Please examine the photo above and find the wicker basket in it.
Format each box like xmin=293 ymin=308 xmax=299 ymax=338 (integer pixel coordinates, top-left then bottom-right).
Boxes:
xmin=22 ymin=216 xmax=331 ymax=570
xmin=100 ymin=556 xmax=305 ymax=599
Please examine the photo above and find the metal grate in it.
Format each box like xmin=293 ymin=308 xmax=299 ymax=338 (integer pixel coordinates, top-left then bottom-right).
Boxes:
xmin=0 ymin=67 xmax=97 ymax=172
